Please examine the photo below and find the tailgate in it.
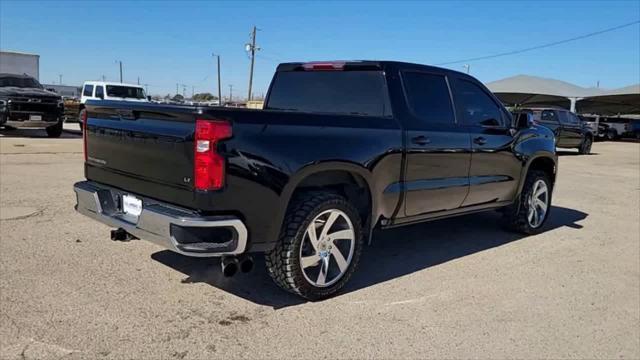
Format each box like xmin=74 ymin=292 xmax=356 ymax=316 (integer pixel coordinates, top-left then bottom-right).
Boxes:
xmin=85 ymin=101 xmax=196 ymax=193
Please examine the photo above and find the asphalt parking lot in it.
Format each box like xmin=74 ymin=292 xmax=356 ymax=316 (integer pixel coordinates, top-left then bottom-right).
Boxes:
xmin=0 ymin=126 xmax=638 ymax=359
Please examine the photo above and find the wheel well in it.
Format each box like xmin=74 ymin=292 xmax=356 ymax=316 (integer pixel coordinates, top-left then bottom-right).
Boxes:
xmin=528 ymin=157 xmax=556 ymax=186
xmin=291 ymin=170 xmax=372 ymax=226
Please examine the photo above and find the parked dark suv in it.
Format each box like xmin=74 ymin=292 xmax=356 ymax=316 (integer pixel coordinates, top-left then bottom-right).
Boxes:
xmin=0 ymin=73 xmax=64 ymax=137
xmin=519 ymin=107 xmax=593 ymax=154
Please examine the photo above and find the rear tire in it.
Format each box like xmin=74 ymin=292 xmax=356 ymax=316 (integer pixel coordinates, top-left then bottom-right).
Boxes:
xmin=503 ymin=170 xmax=552 ymax=235
xmin=45 ymin=120 xmax=63 ymax=138
xmin=265 ymin=192 xmax=363 ymax=301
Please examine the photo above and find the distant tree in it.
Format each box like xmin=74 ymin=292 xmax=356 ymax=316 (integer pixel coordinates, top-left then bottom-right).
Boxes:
xmin=172 ymin=94 xmax=185 ymax=102
xmin=192 ymin=92 xmax=217 ymax=101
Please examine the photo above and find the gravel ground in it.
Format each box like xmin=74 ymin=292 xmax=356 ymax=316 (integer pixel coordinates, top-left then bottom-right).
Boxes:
xmin=1 ymin=127 xmax=638 ymax=359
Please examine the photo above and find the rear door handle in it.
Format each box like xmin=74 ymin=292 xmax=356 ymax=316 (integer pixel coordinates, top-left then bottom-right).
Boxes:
xmin=473 ymin=136 xmax=487 ymax=145
xmin=411 ymin=136 xmax=431 ymax=145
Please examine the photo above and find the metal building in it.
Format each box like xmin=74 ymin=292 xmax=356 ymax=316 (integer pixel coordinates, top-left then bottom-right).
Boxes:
xmin=0 ymin=50 xmax=40 ymax=80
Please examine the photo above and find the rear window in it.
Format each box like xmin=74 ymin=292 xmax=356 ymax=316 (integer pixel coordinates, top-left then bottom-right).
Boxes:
xmin=106 ymin=85 xmax=145 ymax=99
xmin=266 ymin=71 xmax=392 ymax=117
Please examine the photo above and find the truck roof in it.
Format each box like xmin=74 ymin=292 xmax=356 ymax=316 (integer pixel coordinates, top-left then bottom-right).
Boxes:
xmin=83 ymin=81 xmax=143 ymax=88
xmin=276 ymin=60 xmax=470 ymax=77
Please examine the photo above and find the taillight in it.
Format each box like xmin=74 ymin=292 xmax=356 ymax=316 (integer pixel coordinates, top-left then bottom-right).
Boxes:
xmin=194 ymin=119 xmax=232 ymax=191
xmin=82 ymin=110 xmax=88 ymax=161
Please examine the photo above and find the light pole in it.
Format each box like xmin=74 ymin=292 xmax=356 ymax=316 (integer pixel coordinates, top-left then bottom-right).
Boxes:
xmin=212 ymin=53 xmax=222 ymax=105
xmin=115 ymin=60 xmax=123 ymax=83
xmin=245 ymin=26 xmax=260 ymax=101
xmin=58 ymin=74 xmax=63 ymax=85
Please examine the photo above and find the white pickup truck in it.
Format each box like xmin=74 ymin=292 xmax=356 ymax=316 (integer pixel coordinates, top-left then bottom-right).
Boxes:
xmin=78 ymin=81 xmax=149 ymax=130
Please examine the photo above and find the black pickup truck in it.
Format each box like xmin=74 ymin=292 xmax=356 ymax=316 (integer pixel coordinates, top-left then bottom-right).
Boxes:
xmin=0 ymin=73 xmax=64 ymax=137
xmin=515 ymin=107 xmax=594 ymax=154
xmin=74 ymin=61 xmax=557 ymax=300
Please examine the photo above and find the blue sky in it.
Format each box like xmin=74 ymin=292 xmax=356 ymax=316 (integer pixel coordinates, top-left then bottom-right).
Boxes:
xmin=1 ymin=0 xmax=639 ymax=98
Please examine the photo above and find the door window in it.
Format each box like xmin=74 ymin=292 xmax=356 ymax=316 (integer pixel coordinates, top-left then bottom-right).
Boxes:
xmin=83 ymin=85 xmax=94 ymax=97
xmin=454 ymin=80 xmax=503 ymax=127
xmin=539 ymin=110 xmax=558 ymax=124
xmin=402 ymin=72 xmax=455 ymax=125
xmin=95 ymin=86 xmax=104 ymax=98
xmin=558 ymin=111 xmax=572 ymax=125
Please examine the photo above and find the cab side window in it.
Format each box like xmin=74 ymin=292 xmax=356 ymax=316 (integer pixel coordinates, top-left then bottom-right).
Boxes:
xmin=402 ymin=72 xmax=455 ymax=125
xmin=454 ymin=79 xmax=503 ymax=127
xmin=95 ymin=86 xmax=104 ymax=98
xmin=558 ymin=111 xmax=574 ymax=125
xmin=83 ymin=85 xmax=94 ymax=97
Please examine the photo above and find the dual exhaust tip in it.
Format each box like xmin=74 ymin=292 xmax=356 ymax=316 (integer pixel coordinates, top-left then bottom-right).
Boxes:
xmin=221 ymin=255 xmax=253 ymax=277
xmin=110 ymin=228 xmax=253 ymax=277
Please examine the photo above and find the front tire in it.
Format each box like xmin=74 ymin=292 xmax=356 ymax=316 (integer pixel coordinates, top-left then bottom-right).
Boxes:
xmin=265 ymin=192 xmax=363 ymax=300
xmin=578 ymin=136 xmax=592 ymax=154
xmin=78 ymin=108 xmax=86 ymax=133
xmin=504 ymin=170 xmax=552 ymax=234
xmin=45 ymin=120 xmax=63 ymax=138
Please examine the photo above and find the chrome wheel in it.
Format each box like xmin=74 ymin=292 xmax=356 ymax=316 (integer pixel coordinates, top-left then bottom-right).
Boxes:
xmin=527 ymin=179 xmax=549 ymax=228
xmin=299 ymin=209 xmax=355 ymax=287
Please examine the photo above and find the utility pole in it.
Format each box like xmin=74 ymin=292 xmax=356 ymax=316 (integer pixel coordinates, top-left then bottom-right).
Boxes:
xmin=463 ymin=64 xmax=470 ymax=74
xmin=212 ymin=53 xmax=222 ymax=105
xmin=191 ymin=86 xmax=195 ymax=99
xmin=101 ymin=75 xmax=106 ymax=81
xmin=115 ymin=60 xmax=123 ymax=83
xmin=58 ymin=74 xmax=63 ymax=85
xmin=228 ymin=84 xmax=233 ymax=102
xmin=144 ymin=84 xmax=149 ymax=94
xmin=245 ymin=26 xmax=260 ymax=101
xmin=137 ymin=77 xmax=140 ymax=85
xmin=176 ymin=83 xmax=179 ymax=96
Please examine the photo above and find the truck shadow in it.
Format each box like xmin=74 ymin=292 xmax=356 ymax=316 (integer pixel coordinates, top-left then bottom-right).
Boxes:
xmin=151 ymin=205 xmax=587 ymax=309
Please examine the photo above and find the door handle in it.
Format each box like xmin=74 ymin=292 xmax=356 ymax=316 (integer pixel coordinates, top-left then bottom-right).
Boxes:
xmin=411 ymin=135 xmax=431 ymax=145
xmin=473 ymin=136 xmax=487 ymax=145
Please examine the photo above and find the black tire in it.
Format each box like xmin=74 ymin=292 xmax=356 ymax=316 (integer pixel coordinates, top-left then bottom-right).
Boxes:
xmin=78 ymin=108 xmax=86 ymax=133
xmin=45 ymin=120 xmax=63 ymax=138
xmin=503 ymin=170 xmax=552 ymax=235
xmin=265 ymin=192 xmax=364 ymax=301
xmin=578 ymin=136 xmax=592 ymax=155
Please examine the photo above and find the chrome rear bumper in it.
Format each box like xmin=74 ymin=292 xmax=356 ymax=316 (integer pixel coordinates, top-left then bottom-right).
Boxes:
xmin=73 ymin=181 xmax=248 ymax=257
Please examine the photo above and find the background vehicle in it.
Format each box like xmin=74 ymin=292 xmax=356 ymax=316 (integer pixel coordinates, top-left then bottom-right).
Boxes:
xmin=74 ymin=61 xmax=557 ymax=300
xmin=0 ymin=73 xmax=64 ymax=137
xmin=78 ymin=81 xmax=149 ymax=130
xmin=521 ymin=107 xmax=594 ymax=154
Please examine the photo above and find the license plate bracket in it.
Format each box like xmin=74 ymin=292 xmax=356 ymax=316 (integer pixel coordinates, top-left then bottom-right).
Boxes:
xmin=29 ymin=114 xmax=42 ymax=121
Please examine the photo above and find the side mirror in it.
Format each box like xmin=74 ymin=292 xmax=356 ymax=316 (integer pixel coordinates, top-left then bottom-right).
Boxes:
xmin=147 ymin=96 xmax=152 ymax=101
xmin=514 ymin=112 xmax=534 ymax=129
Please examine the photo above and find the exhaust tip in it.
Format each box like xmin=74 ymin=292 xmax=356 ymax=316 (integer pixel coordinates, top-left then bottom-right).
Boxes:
xmin=221 ymin=257 xmax=239 ymax=277
xmin=240 ymin=256 xmax=254 ymax=273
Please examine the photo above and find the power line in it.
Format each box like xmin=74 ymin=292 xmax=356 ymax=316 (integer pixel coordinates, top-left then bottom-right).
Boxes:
xmin=436 ymin=20 xmax=640 ymax=66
